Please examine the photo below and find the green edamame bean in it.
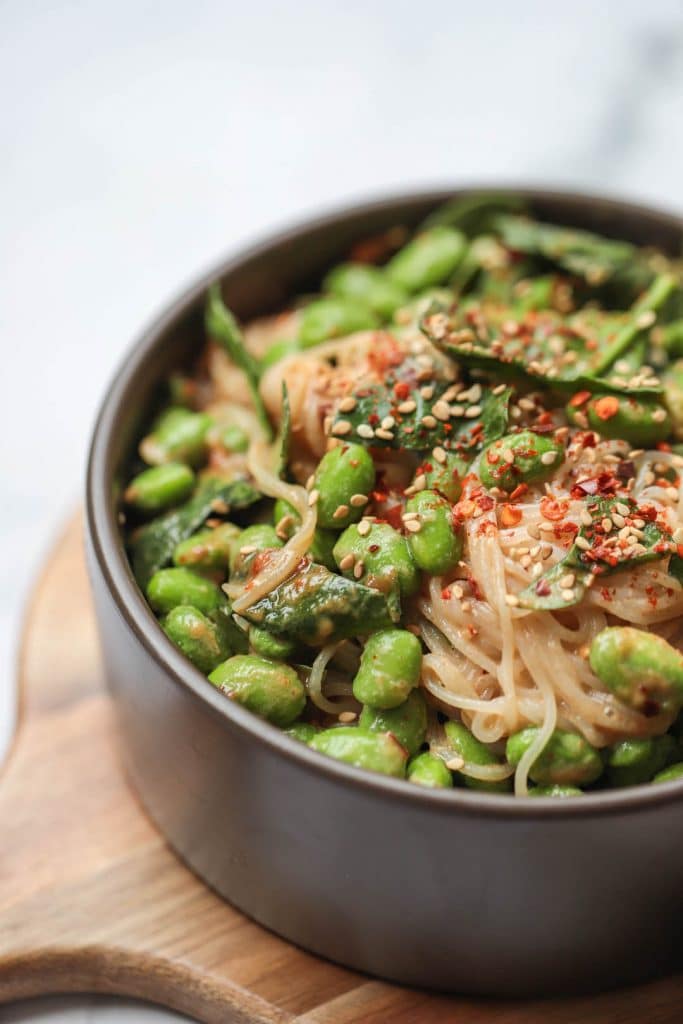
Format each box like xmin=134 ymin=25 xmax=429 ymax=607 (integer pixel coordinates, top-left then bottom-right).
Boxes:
xmin=140 ymin=407 xmax=213 ymax=466
xmin=479 ymin=430 xmax=564 ymax=493
xmin=444 ymin=720 xmax=512 ymax=793
xmin=215 ymin=423 xmax=249 ymax=453
xmin=162 ymin=604 xmax=231 ymax=673
xmin=333 ymin=521 xmax=419 ymax=597
xmin=124 ymin=463 xmax=195 ymax=513
xmin=590 ymin=627 xmax=683 ymax=716
xmin=359 ymin=689 xmax=428 ymax=755
xmin=299 ymin=296 xmax=379 ymax=348
xmin=249 ymin=626 xmax=296 ymax=660
xmin=386 ymin=226 xmax=467 ymax=293
xmin=663 ymin=360 xmax=683 ymax=440
xmin=405 ymin=490 xmax=463 ymax=575
xmin=407 ymin=751 xmax=454 ymax=788
xmin=309 ymin=726 xmax=408 ymax=777
xmin=313 ymin=443 xmax=376 ymax=529
xmin=146 ymin=567 xmax=223 ymax=615
xmin=229 ymin=524 xmax=283 ymax=577
xmin=567 ymin=393 xmax=671 ymax=447
xmin=173 ymin=522 xmax=241 ymax=571
xmin=353 ymin=629 xmax=422 ymax=709
xmin=273 ymin=499 xmax=337 ymax=569
xmin=528 ymin=784 xmax=583 ymax=798
xmin=506 ymin=727 xmax=603 ymax=786
xmin=605 ymin=734 xmax=676 ymax=787
xmin=208 ymin=654 xmax=305 ymax=727
xmin=419 ymin=452 xmax=469 ymax=502
xmin=652 ymin=762 xmax=683 ymax=784
xmin=261 ymin=338 xmax=302 ymax=369
xmin=284 ymin=721 xmax=318 ymax=743
xmin=324 ymin=262 xmax=408 ymax=319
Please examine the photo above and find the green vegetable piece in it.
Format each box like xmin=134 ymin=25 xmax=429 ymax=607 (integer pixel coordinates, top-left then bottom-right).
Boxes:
xmin=324 ymin=262 xmax=408 ymax=319
xmin=359 ymin=689 xmax=427 ymax=755
xmin=479 ymin=429 xmax=564 ymax=493
xmin=657 ymin=318 xmax=683 ymax=358
xmin=261 ymin=338 xmax=301 ymax=369
xmin=216 ymin=423 xmax=249 ymax=454
xmin=506 ymin=727 xmax=603 ymax=786
xmin=243 ymin=559 xmax=394 ymax=644
xmin=589 ymin=626 xmax=683 ymax=717
xmin=407 ymin=751 xmax=454 ymax=788
xmin=567 ymin=392 xmax=671 ymax=447
xmin=284 ymin=721 xmax=318 ymax=743
xmin=353 ymin=629 xmax=422 ymax=710
xmin=140 ymin=408 xmax=213 ymax=467
xmin=652 ymin=762 xmax=683 ymax=784
xmin=420 ymin=193 xmax=526 ymax=235
xmin=162 ymin=604 xmax=231 ymax=673
xmin=443 ymin=720 xmax=512 ymax=793
xmin=147 ymin=567 xmax=223 ymax=616
xmin=309 ymin=726 xmax=408 ymax=777
xmin=386 ymin=226 xmax=467 ymax=292
xmin=299 ymin=296 xmax=378 ymax=348
xmin=528 ymin=785 xmax=583 ymax=798
xmin=333 ymin=521 xmax=420 ymax=604
xmin=605 ymin=735 xmax=676 ymax=787
xmin=124 ymin=463 xmax=195 ymax=513
xmin=313 ymin=443 xmax=376 ymax=529
xmin=209 ymin=654 xmax=305 ymax=727
xmin=419 ymin=452 xmax=469 ymax=502
xmin=405 ymin=490 xmax=463 ymax=575
xmin=205 ymin=284 xmax=273 ymax=440
xmin=663 ymin=359 xmax=683 ymax=440
xmin=229 ymin=523 xmax=283 ymax=579
xmin=131 ymin=477 xmax=261 ymax=588
xmin=249 ymin=626 xmax=296 ymax=660
xmin=593 ymin=273 xmax=678 ymax=375
xmin=173 ymin=522 xmax=241 ymax=571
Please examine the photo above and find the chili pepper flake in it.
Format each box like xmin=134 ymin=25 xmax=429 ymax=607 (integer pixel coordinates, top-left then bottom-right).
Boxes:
xmin=569 ymin=390 xmax=592 ymax=408
xmin=500 ymin=505 xmax=523 ymax=528
xmin=593 ymin=396 xmax=620 ymax=421
xmin=540 ymin=497 xmax=570 ymax=522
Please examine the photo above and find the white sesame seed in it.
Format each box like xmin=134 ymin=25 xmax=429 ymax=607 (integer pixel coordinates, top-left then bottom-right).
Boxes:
xmin=306 ymin=474 xmax=315 ymax=490
xmin=601 ymin=517 xmax=613 ymax=533
xmin=420 ymin=385 xmax=435 ymax=400
xmin=636 ymin=310 xmax=657 ymax=329
xmin=575 ymin=536 xmax=590 ymax=551
xmin=353 ymin=560 xmax=365 ymax=579
xmin=433 ymin=446 xmax=447 ymax=464
xmin=374 ymin=428 xmax=395 ymax=441
xmin=339 ymin=553 xmax=355 ymax=571
xmin=611 ymin=513 xmax=626 ymax=528
xmin=492 ymin=383 xmax=508 ymax=395
xmin=460 ymin=600 xmax=471 ymax=612
xmin=308 ymin=489 xmax=320 ymax=507
xmin=357 ymin=424 xmax=375 ymax=439
xmin=357 ymin=520 xmax=371 ymax=537
xmin=412 ymin=474 xmax=427 ymax=491
xmin=350 ymin=493 xmax=368 ymax=507
xmin=674 ymin=527 xmax=683 ymax=544
xmin=505 ymin=594 xmax=520 ymax=607
xmin=560 ymin=588 xmax=576 ymax=601
xmin=381 ymin=415 xmax=396 ymax=430
xmin=338 ymin=396 xmax=357 ymax=413
xmin=405 ymin=519 xmax=422 ymax=533
xmin=398 ymin=400 xmax=417 ymax=414
xmin=502 ymin=448 xmax=515 ymax=464
xmin=520 ymin=554 xmax=532 ymax=569
xmin=331 ymin=419 xmax=352 ymax=436
xmin=541 ymin=544 xmax=553 ymax=559
xmin=446 ymin=756 xmax=465 ymax=771
xmin=332 ymin=504 xmax=349 ymax=520
xmin=580 ymin=510 xmax=593 ymax=527
xmin=527 ymin=524 xmax=541 ymax=540
xmin=540 ymin=450 xmax=557 ymax=466
xmin=615 ymin=502 xmax=631 ymax=517
xmin=451 ymin=404 xmax=465 ymax=417
xmin=453 ymin=584 xmax=465 ymax=599
xmin=338 ymin=711 xmax=357 ymax=723
xmin=432 ymin=400 xmax=451 ymax=422
xmin=560 ymin=573 xmax=576 ymax=589
xmin=652 ymin=408 xmax=668 ymax=423
xmin=531 ymin=563 xmax=543 ymax=578
xmin=421 ymin=414 xmax=437 ymax=429
xmin=465 ymin=405 xmax=482 ymax=418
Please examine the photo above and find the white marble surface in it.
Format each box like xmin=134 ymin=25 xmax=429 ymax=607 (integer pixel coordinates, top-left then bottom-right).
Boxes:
xmin=1 ymin=1 xmax=682 ymax=1019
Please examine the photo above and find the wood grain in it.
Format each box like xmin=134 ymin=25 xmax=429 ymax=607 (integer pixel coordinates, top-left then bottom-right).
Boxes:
xmin=0 ymin=516 xmax=682 ymax=1023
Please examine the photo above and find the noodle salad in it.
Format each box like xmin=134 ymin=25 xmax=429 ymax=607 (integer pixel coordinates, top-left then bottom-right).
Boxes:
xmin=123 ymin=195 xmax=683 ymax=797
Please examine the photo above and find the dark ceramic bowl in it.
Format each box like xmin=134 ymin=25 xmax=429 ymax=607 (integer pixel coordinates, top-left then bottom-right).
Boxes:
xmin=86 ymin=188 xmax=683 ymax=997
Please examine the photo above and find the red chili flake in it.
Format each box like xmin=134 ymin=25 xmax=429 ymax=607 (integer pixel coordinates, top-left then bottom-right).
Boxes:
xmin=467 ymin=624 xmax=479 ymax=637
xmin=382 ymin=504 xmax=404 ymax=531
xmin=656 ymin=441 xmax=672 ymax=452
xmin=393 ymin=380 xmax=410 ymax=400
xmin=540 ymin=497 xmax=569 ymax=522
xmin=500 ymin=505 xmax=522 ymax=527
xmin=569 ymin=390 xmax=592 ymax=408
xmin=600 ymin=587 xmax=613 ymax=602
xmin=593 ymin=396 xmax=620 ymax=421
xmin=371 ymin=490 xmax=388 ymax=504
xmin=368 ymin=543 xmax=380 ymax=553
xmin=645 ymin=585 xmax=659 ymax=609
xmin=509 ymin=483 xmax=529 ymax=501
xmin=368 ymin=412 xmax=380 ymax=426
xmin=441 ymin=587 xmax=452 ymax=600
xmin=555 ymin=521 xmax=578 ymax=542
xmin=536 ymin=411 xmax=553 ymax=427
xmin=478 ymin=495 xmax=495 ymax=512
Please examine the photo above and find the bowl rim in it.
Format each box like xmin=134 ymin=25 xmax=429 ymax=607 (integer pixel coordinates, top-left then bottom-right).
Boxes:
xmin=86 ymin=184 xmax=683 ymax=820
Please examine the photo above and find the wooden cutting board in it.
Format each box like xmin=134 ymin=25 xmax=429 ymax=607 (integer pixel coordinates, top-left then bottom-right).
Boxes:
xmin=1 ymin=515 xmax=682 ymax=1023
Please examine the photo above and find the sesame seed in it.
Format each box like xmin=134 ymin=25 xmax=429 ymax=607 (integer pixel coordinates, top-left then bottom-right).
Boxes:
xmin=433 ymin=446 xmax=447 ymax=464
xmin=518 ymin=397 xmax=536 ymax=411
xmin=580 ymin=510 xmax=593 ymax=527
xmin=520 ymin=554 xmax=532 ymax=569
xmin=541 ymin=544 xmax=553 ymax=559
xmin=357 ymin=424 xmax=375 ymax=439
xmin=308 ymin=489 xmax=320 ymax=507
xmin=502 ymin=448 xmax=515 ymax=464
xmin=636 ymin=310 xmax=657 ymax=329
xmin=398 ymin=400 xmax=417 ymax=414
xmin=332 ymin=504 xmax=349 ymax=520
xmin=531 ymin=563 xmax=543 ymax=578
xmin=615 ymin=502 xmax=631 ymax=517
xmin=643 ymin=471 xmax=656 ymax=486
xmin=453 ymin=584 xmax=465 ymax=599
xmin=560 ymin=573 xmax=576 ymax=589
xmin=432 ymin=400 xmax=451 ymax=421
xmin=402 ymin=511 xmax=420 ymax=521
xmin=667 ymin=486 xmax=679 ymax=499
xmin=530 ymin=545 xmax=541 ymax=557
xmin=446 ymin=755 xmax=465 ymax=771
xmin=338 ymin=396 xmax=357 ymax=413
xmin=652 ymin=408 xmax=668 ymax=423
xmin=421 ymin=414 xmax=437 ymax=429
xmin=575 ymin=536 xmax=590 ymax=551
xmin=451 ymin=404 xmax=465 ymax=416
xmin=375 ymin=428 xmax=395 ymax=441
xmin=601 ymin=517 xmax=613 ymax=533
xmin=331 ymin=419 xmax=352 ymax=436
xmin=357 ymin=520 xmax=371 ymax=537
xmin=505 ymin=594 xmax=520 ymax=607
xmin=339 ymin=553 xmax=355 ymax=571
xmin=338 ymin=711 xmax=357 ymax=723
xmin=540 ymin=450 xmax=557 ymax=466
xmin=350 ymin=493 xmax=368 ymax=507
xmin=465 ymin=405 xmax=482 ymax=418
xmin=611 ymin=513 xmax=626 ymax=528
xmin=353 ymin=560 xmax=365 ymax=579
xmin=632 ymin=518 xmax=646 ymax=529
xmin=306 ymin=474 xmax=315 ymax=490
xmin=381 ymin=415 xmax=396 ymax=430
xmin=560 ymin=588 xmax=576 ymax=601
xmin=492 ymin=383 xmax=508 ymax=395
xmin=412 ymin=474 xmax=427 ymax=491
xmin=405 ymin=519 xmax=422 ymax=533
xmin=420 ymin=385 xmax=435 ymax=400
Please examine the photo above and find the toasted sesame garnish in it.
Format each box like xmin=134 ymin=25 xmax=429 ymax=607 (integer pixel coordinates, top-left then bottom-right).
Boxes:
xmin=531 ymin=563 xmax=543 ymax=578
xmin=306 ymin=474 xmax=315 ymax=490
xmin=652 ymin=408 xmax=668 ymax=424
xmin=353 ymin=560 xmax=365 ymax=579
xmin=338 ymin=395 xmax=357 ymax=413
xmin=398 ymin=399 xmax=417 ymax=414
xmin=339 ymin=553 xmax=355 ymax=571
xmin=540 ymin=450 xmax=557 ymax=466
xmin=412 ymin=473 xmax=427 ymax=491
xmin=575 ymin=536 xmax=590 ymax=551
xmin=560 ymin=588 xmax=576 ymax=601
xmin=505 ymin=594 xmax=520 ymax=607
xmin=560 ymin=573 xmax=576 ymax=589
xmin=375 ymin=428 xmax=395 ymax=441
xmin=580 ymin=509 xmax=593 ymax=527
xmin=357 ymin=519 xmax=371 ymax=537
xmin=421 ymin=414 xmax=438 ymax=429
xmin=331 ymin=419 xmax=352 ymax=436
xmin=332 ymin=504 xmax=350 ymax=520
xmin=357 ymin=424 xmax=375 ymax=439
xmin=432 ymin=400 xmax=451 ymax=422
xmin=432 ymin=446 xmax=447 ymax=464
xmin=420 ymin=385 xmax=435 ymax=400
xmin=350 ymin=493 xmax=368 ymax=507
xmin=405 ymin=519 xmax=422 ymax=533
xmin=338 ymin=710 xmax=357 ymax=723
xmin=446 ymin=755 xmax=465 ymax=771
xmin=308 ymin=489 xmax=320 ymax=507
xmin=465 ymin=405 xmax=482 ymax=418
xmin=492 ymin=383 xmax=508 ymax=395
xmin=502 ymin=448 xmax=515 ymax=465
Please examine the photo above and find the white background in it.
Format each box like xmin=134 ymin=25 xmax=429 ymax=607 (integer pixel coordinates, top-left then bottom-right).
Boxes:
xmin=2 ymin=1 xmax=683 ymax=1019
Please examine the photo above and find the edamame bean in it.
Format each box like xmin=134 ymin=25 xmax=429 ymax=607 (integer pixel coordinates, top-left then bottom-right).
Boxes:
xmin=140 ymin=407 xmax=213 ymax=466
xmin=589 ymin=626 xmax=683 ymax=716
xmin=313 ymin=443 xmax=376 ymax=530
xmin=353 ymin=629 xmax=422 ymax=709
xmin=386 ymin=226 xmax=467 ymax=292
xmin=444 ymin=720 xmax=512 ymax=793
xmin=324 ymin=262 xmax=408 ymax=319
xmin=359 ymin=689 xmax=428 ymax=755
xmin=407 ymin=751 xmax=453 ymax=788
xmin=479 ymin=430 xmax=564 ymax=493
xmin=309 ymin=726 xmax=408 ymax=777
xmin=506 ymin=727 xmax=603 ymax=786
xmin=419 ymin=452 xmax=469 ymax=502
xmin=162 ymin=604 xmax=231 ymax=673
xmin=663 ymin=360 xmax=683 ymax=440
xmin=215 ymin=423 xmax=249 ymax=453
xmin=652 ymin=762 xmax=683 ymax=784
xmin=605 ymin=734 xmax=676 ymax=787
xmin=249 ymin=626 xmax=296 ymax=660
xmin=124 ymin=463 xmax=195 ymax=513
xmin=405 ymin=490 xmax=463 ymax=575
xmin=333 ymin=521 xmax=419 ymax=598
xmin=147 ymin=567 xmax=224 ymax=615
xmin=173 ymin=522 xmax=241 ymax=571
xmin=284 ymin=721 xmax=318 ymax=743
xmin=229 ymin=524 xmax=283 ymax=577
xmin=273 ymin=498 xmax=337 ymax=569
xmin=567 ymin=393 xmax=671 ymax=447
xmin=528 ymin=785 xmax=583 ymax=798
xmin=209 ymin=654 xmax=305 ymax=727
xmin=299 ymin=297 xmax=378 ymax=348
